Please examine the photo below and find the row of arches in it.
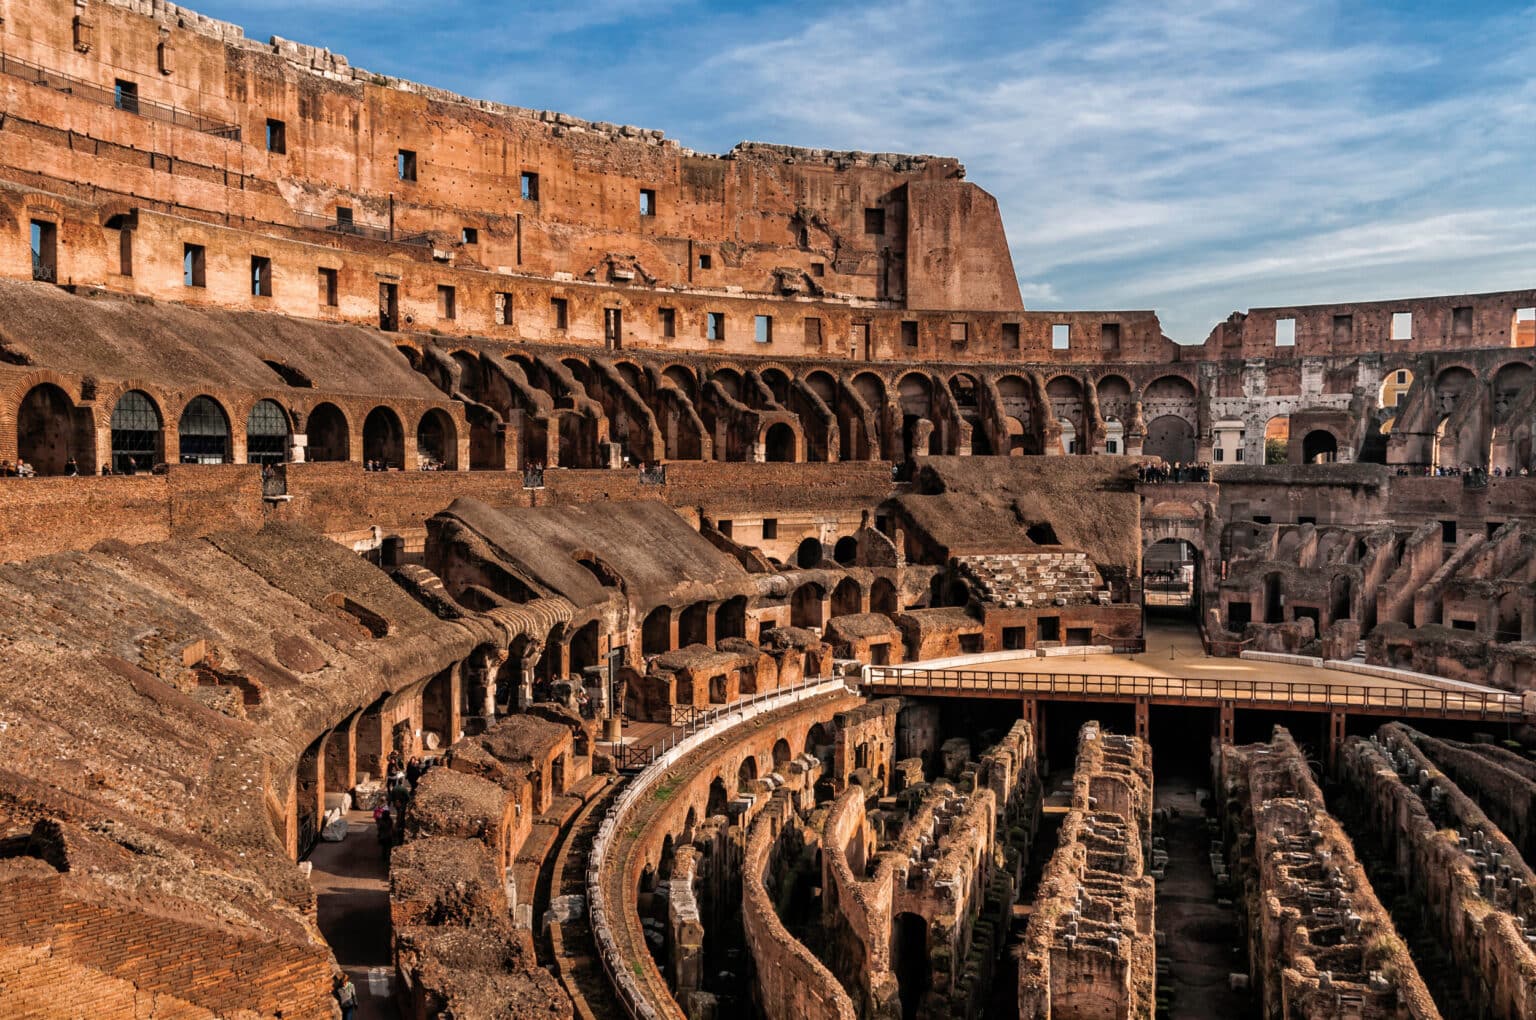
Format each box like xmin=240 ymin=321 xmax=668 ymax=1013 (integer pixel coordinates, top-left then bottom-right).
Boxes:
xmin=9 ymin=382 xmax=462 ymax=475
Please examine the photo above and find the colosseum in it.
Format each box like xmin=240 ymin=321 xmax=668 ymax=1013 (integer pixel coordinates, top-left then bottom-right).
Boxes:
xmin=0 ymin=2 xmax=1533 ymax=1018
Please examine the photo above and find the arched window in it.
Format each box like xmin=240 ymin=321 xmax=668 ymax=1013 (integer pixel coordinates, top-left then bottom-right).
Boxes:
xmin=109 ymin=390 xmax=163 ymax=473
xmin=363 ymin=406 xmax=404 ymax=469
xmin=246 ymin=399 xmax=289 ymax=465
xmin=178 ymin=396 xmax=231 ymax=464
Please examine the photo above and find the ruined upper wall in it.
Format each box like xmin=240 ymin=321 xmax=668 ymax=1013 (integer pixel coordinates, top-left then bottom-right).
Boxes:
xmin=0 ymin=0 xmax=1022 ymax=311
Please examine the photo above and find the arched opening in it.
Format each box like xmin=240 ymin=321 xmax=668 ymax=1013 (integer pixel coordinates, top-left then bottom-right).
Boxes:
xmin=568 ymin=621 xmax=599 ymax=677
xmin=997 ymin=375 xmax=1038 ymax=455
xmin=1302 ymin=429 xmax=1338 ymax=464
xmin=761 ymin=369 xmax=791 ymax=405
xmin=893 ymin=912 xmax=931 ymax=1020
xmin=796 ymin=537 xmax=824 ymax=568
xmin=1143 ymin=414 xmax=1196 ymax=464
xmin=1379 ymin=367 xmax=1413 ymax=411
xmin=307 ymin=403 xmax=350 ymax=462
xmin=772 ymin=738 xmax=792 ymax=769
xmin=792 ymin=584 xmax=825 ymax=629
xmin=870 ymin=577 xmax=899 ymax=615
xmin=177 ymin=395 xmax=231 ymax=465
xmin=831 ymin=577 xmax=862 ymax=618
xmin=246 ymin=399 xmax=290 ymax=466
xmin=16 ymin=383 xmax=86 ymax=475
xmin=1046 ymin=376 xmax=1084 ymax=453
xmin=362 ymin=406 xmax=404 ymax=469
xmin=706 ymin=777 xmax=730 ymax=818
xmin=1143 ymin=537 xmax=1199 ymax=624
xmin=1264 ymin=416 xmax=1290 ymax=464
xmin=1330 ymin=574 xmax=1353 ymax=623
xmin=737 ymin=755 xmax=758 ymax=787
xmin=109 ymin=390 xmax=163 ymax=474
xmin=716 ymin=597 xmax=747 ymax=641
xmin=641 ymin=606 xmax=671 ymax=656
xmin=805 ymin=722 xmax=832 ymax=759
xmin=416 ymin=408 xmax=458 ymax=470
xmin=833 ymin=536 xmax=858 ymax=566
xmin=898 ymin=373 xmax=935 ymax=459
xmin=764 ymin=422 xmax=797 ymax=462
xmin=679 ymin=602 xmax=709 ymax=647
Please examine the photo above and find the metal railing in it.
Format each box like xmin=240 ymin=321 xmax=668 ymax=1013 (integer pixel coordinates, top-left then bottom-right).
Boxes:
xmin=522 ymin=467 xmax=546 ymax=489
xmin=638 ymin=464 xmax=667 ymax=486
xmin=589 ymin=675 xmax=848 ymax=1020
xmin=0 ymin=51 xmax=241 ymax=138
xmin=31 ymin=257 xmax=55 ymax=283
xmin=260 ymin=464 xmax=288 ymax=498
xmin=861 ymin=666 xmax=1526 ymax=719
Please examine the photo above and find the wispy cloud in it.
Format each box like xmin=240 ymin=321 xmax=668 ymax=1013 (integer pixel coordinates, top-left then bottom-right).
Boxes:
xmin=194 ymin=0 xmax=1536 ymax=341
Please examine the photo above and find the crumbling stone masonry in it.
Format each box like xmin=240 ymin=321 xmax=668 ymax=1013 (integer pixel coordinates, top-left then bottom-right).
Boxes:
xmin=1339 ymin=725 xmax=1536 ymax=1019
xmin=1221 ymin=727 xmax=1440 ymax=1020
xmin=1018 ymin=721 xmax=1155 ymax=1020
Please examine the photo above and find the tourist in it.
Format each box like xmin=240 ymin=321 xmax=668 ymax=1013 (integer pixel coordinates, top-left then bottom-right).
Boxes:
xmin=65 ymin=456 xmax=78 ymax=476
xmin=375 ymin=806 xmax=394 ymax=862
xmin=334 ymin=974 xmax=359 ymax=1020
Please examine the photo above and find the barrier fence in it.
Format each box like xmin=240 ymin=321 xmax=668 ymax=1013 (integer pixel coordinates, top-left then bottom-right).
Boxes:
xmin=862 ymin=666 xmax=1526 ymax=719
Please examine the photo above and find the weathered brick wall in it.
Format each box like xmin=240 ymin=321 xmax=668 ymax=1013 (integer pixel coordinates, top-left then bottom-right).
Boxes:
xmin=0 ymin=865 xmax=335 ymax=1018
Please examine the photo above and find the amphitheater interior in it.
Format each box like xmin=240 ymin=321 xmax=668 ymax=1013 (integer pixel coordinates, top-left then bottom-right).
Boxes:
xmin=2 ymin=3 xmax=1536 ymax=1018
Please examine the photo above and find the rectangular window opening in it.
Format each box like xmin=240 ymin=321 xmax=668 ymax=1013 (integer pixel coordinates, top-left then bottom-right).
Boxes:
xmin=754 ymin=314 xmax=773 ymax=344
xmin=864 ymin=207 xmax=885 ymax=234
xmin=250 ymin=255 xmax=272 ymax=297
xmin=762 ymin=518 xmax=778 ymax=540
xmin=319 ymin=267 xmax=339 ymax=307
xmin=117 ymin=224 xmax=133 ymax=277
xmin=265 ymin=118 xmax=286 ymax=154
xmin=1274 ymin=317 xmax=1296 ymax=347
xmin=461 ymin=226 xmax=478 ymax=245
xmin=639 ymin=189 xmax=656 ymax=217
xmin=335 ymin=206 xmax=353 ymax=228
xmin=1051 ymin=323 xmax=1070 ymax=350
xmin=550 ymin=297 xmax=568 ymax=330
xmin=804 ymin=316 xmax=822 ymax=348
xmin=1333 ymin=314 xmax=1353 ymax=341
xmin=697 ymin=253 xmax=712 ymax=270
xmin=949 ymin=321 xmax=968 ymax=346
xmin=659 ymin=307 xmax=676 ymax=338
xmin=520 ymin=171 xmax=539 ymax=200
xmin=397 ymin=149 xmax=417 ymax=182
xmin=114 ymin=79 xmax=139 ymax=114
xmin=183 ymin=243 xmax=205 ymax=288
xmin=1391 ymin=311 xmax=1413 ymax=340
xmin=1002 ymin=322 xmax=1020 ymax=350
xmin=29 ymin=219 xmax=57 ymax=282
xmin=437 ymin=284 xmax=456 ymax=320
xmin=1440 ymin=519 xmax=1457 ymax=544
xmin=493 ymin=292 xmax=513 ymax=326
xmin=810 ymin=262 xmax=825 ymax=277
xmin=707 ymin=311 xmax=725 ymax=341
xmin=1101 ymin=322 xmax=1121 ymax=350
xmin=901 ymin=320 xmax=918 ymax=348
xmin=1452 ymin=306 xmax=1473 ymax=336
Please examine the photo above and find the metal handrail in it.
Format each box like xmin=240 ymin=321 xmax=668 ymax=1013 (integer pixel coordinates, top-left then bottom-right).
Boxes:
xmin=1 ymin=51 xmax=241 ymax=138
xmin=860 ymin=666 xmax=1524 ymax=717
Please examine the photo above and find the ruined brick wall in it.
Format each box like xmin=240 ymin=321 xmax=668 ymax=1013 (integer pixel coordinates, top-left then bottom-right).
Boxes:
xmin=1221 ymin=728 xmax=1440 ymax=1020
xmin=1018 ymin=722 xmax=1154 ymax=1020
xmin=0 ymin=859 xmax=336 ymax=1019
xmin=1339 ymin=727 xmax=1536 ymax=1020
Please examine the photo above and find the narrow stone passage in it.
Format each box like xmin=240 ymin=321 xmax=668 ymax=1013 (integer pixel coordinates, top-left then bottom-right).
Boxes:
xmin=1153 ymin=780 xmax=1255 ymax=1019
xmin=308 ymin=809 xmax=395 ymax=1020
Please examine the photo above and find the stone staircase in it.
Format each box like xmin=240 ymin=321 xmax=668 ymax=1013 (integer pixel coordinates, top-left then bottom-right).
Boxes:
xmin=955 ymin=552 xmax=1111 ymax=608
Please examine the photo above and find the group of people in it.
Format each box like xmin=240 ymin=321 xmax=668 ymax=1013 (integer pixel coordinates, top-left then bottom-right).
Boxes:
xmin=1395 ymin=464 xmax=1529 ymax=478
xmin=371 ymin=749 xmax=439 ymax=863
xmin=363 ymin=460 xmax=395 ymax=472
xmin=1136 ymin=461 xmax=1212 ymax=483
xmin=0 ymin=458 xmax=37 ymax=477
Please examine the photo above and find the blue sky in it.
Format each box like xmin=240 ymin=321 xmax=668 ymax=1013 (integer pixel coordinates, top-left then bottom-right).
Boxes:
xmin=197 ymin=0 xmax=1535 ymax=342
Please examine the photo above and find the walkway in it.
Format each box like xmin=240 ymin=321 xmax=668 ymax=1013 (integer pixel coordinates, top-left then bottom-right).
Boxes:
xmin=866 ymin=623 xmax=1522 ymax=721
xmin=308 ymin=809 xmax=395 ymax=1020
xmin=1154 ymin=782 xmax=1254 ymax=1019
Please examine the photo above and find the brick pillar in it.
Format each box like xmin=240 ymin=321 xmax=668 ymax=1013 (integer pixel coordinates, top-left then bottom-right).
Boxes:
xmin=1134 ymin=697 xmax=1150 ymax=741
xmin=1219 ymin=700 xmax=1235 ymax=746
xmin=1326 ymin=710 xmax=1347 ymax=772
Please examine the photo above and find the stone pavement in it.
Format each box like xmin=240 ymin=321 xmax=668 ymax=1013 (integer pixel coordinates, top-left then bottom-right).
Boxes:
xmin=308 ymin=809 xmax=396 ymax=1020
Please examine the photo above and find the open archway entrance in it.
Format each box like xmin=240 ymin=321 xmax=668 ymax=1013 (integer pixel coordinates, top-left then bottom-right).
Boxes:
xmin=17 ymin=383 xmax=90 ymax=475
xmin=764 ymin=422 xmax=797 ymax=462
xmin=1143 ymin=538 xmax=1200 ymax=627
xmin=1301 ymin=429 xmax=1338 ymax=464
xmin=307 ymin=403 xmax=350 ymax=462
xmin=363 ymin=406 xmax=404 ymax=469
